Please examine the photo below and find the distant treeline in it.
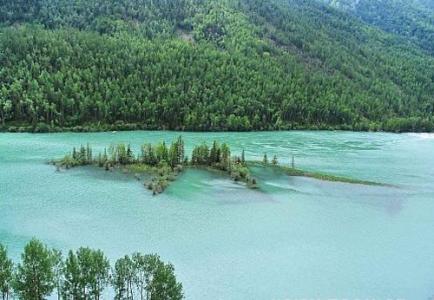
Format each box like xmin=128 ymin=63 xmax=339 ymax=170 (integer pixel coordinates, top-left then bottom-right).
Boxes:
xmin=1 ymin=0 xmax=433 ymax=133
xmin=0 ymin=239 xmax=183 ymax=300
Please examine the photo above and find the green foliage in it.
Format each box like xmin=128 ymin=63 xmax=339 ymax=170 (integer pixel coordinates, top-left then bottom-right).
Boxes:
xmin=0 ymin=0 xmax=433 ymax=132
xmin=145 ymin=255 xmax=183 ymax=300
xmin=112 ymin=256 xmax=135 ymax=300
xmin=13 ymin=238 xmax=56 ymax=300
xmin=51 ymin=249 xmax=63 ymax=300
xmin=191 ymin=141 xmax=232 ymax=171
xmin=230 ymin=163 xmax=255 ymax=187
xmin=191 ymin=144 xmax=210 ymax=166
xmin=57 ymin=137 xmax=259 ymax=193
xmin=275 ymin=163 xmax=385 ymax=186
xmin=58 ymin=145 xmax=93 ymax=168
xmin=325 ymin=0 xmax=434 ymax=55
xmin=0 ymin=0 xmax=195 ymax=38
xmin=147 ymin=162 xmax=177 ymax=195
xmin=0 ymin=244 xmax=13 ymax=300
xmin=57 ymin=137 xmax=186 ymax=195
xmin=63 ymin=248 xmax=110 ymax=299
xmin=191 ymin=141 xmax=256 ymax=186
xmin=113 ymin=253 xmax=183 ymax=300
xmin=3 ymin=239 xmax=183 ymax=299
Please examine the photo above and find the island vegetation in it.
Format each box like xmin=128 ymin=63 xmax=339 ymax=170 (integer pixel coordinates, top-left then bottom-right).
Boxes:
xmin=55 ymin=137 xmax=257 ymax=195
xmin=54 ymin=137 xmax=384 ymax=195
xmin=0 ymin=0 xmax=433 ymax=134
xmin=0 ymin=239 xmax=183 ymax=300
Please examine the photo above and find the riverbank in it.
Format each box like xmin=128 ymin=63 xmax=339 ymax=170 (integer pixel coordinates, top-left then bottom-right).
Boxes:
xmin=2 ymin=119 xmax=434 ymax=134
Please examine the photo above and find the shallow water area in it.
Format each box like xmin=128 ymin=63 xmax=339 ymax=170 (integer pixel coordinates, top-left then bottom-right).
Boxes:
xmin=1 ymin=131 xmax=434 ymax=299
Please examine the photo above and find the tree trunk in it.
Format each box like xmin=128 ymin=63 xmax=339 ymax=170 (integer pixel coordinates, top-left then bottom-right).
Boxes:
xmin=0 ymin=110 xmax=4 ymax=126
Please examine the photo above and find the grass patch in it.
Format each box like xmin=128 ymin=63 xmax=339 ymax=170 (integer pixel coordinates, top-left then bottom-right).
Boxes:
xmin=248 ymin=161 xmax=387 ymax=186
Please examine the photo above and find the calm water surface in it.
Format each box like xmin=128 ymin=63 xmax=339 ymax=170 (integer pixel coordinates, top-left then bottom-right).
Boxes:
xmin=1 ymin=131 xmax=434 ymax=299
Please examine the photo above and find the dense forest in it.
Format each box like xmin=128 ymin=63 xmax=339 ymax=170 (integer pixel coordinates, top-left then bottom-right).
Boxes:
xmin=0 ymin=0 xmax=433 ymax=133
xmin=324 ymin=0 xmax=434 ymax=55
xmin=0 ymin=239 xmax=183 ymax=299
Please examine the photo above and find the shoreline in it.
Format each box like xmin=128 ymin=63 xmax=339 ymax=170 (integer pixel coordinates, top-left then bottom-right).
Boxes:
xmin=2 ymin=118 xmax=434 ymax=134
xmin=1 ymin=125 xmax=434 ymax=134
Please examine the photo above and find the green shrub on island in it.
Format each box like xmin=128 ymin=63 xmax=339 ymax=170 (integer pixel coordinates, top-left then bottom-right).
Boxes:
xmin=56 ymin=137 xmax=186 ymax=195
xmin=191 ymin=141 xmax=231 ymax=171
xmin=0 ymin=239 xmax=183 ymax=300
xmin=55 ymin=137 xmax=259 ymax=194
xmin=190 ymin=141 xmax=256 ymax=187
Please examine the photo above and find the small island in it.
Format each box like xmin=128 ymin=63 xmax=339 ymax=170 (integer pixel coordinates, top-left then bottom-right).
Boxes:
xmin=54 ymin=137 xmax=257 ymax=195
xmin=53 ymin=137 xmax=385 ymax=195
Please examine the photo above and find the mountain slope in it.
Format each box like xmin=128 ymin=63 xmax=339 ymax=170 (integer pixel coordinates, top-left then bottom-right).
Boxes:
xmin=324 ymin=0 xmax=434 ymax=55
xmin=0 ymin=0 xmax=433 ymax=132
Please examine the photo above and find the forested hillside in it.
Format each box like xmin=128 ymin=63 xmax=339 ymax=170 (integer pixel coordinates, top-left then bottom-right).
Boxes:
xmin=0 ymin=0 xmax=433 ymax=132
xmin=324 ymin=0 xmax=434 ymax=55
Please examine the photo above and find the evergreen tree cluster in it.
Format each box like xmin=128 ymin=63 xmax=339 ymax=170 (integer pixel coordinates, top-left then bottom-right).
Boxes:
xmin=190 ymin=141 xmax=256 ymax=186
xmin=57 ymin=137 xmax=258 ymax=192
xmin=191 ymin=141 xmax=231 ymax=170
xmin=0 ymin=0 xmax=433 ymax=133
xmin=60 ymin=137 xmax=185 ymax=170
xmin=0 ymin=239 xmax=183 ymax=300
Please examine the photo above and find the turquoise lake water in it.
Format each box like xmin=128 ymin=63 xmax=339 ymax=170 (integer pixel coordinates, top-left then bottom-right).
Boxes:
xmin=1 ymin=131 xmax=434 ymax=299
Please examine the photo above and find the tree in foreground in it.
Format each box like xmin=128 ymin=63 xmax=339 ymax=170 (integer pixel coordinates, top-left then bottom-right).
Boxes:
xmin=3 ymin=239 xmax=183 ymax=299
xmin=113 ymin=253 xmax=183 ymax=300
xmin=0 ymin=244 xmax=13 ymax=300
xmin=112 ymin=255 xmax=135 ymax=300
xmin=146 ymin=257 xmax=183 ymax=300
xmin=51 ymin=250 xmax=64 ymax=300
xmin=63 ymin=247 xmax=110 ymax=300
xmin=13 ymin=238 xmax=55 ymax=300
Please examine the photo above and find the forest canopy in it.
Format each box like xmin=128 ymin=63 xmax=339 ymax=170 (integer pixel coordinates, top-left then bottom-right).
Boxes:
xmin=0 ymin=0 xmax=433 ymax=133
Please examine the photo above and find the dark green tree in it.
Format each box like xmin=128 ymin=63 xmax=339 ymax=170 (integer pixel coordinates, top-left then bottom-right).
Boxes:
xmin=62 ymin=250 xmax=82 ymax=299
xmin=63 ymin=248 xmax=110 ymax=300
xmin=131 ymin=253 xmax=183 ymax=300
xmin=146 ymin=256 xmax=183 ymax=300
